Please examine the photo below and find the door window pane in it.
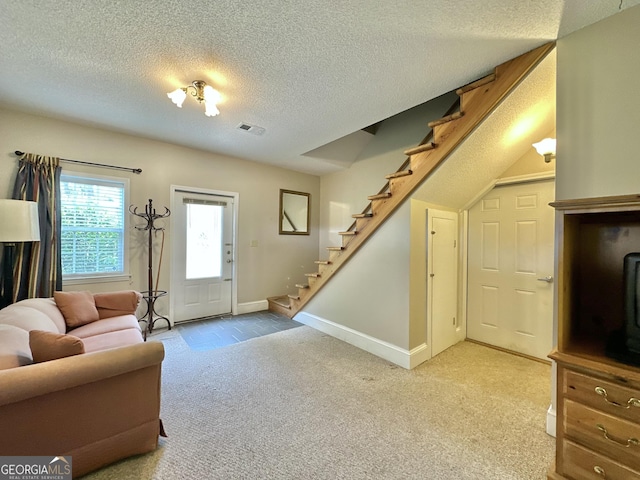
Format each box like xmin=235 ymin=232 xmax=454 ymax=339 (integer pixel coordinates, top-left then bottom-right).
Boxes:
xmin=186 ymin=204 xmax=222 ymax=279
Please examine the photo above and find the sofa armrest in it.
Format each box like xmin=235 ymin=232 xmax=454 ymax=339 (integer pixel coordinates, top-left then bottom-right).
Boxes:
xmin=0 ymin=341 xmax=165 ymax=477
xmin=0 ymin=341 xmax=164 ymax=407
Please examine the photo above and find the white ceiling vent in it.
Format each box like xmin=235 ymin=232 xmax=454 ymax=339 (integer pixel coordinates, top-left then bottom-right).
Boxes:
xmin=236 ymin=123 xmax=266 ymax=136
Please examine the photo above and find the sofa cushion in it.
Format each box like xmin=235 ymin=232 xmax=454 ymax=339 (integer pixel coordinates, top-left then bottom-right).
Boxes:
xmin=81 ymin=329 xmax=143 ymax=353
xmin=70 ymin=315 xmax=141 ymax=339
xmin=29 ymin=330 xmax=85 ymax=363
xmin=0 ymin=324 xmax=32 ymax=370
xmin=13 ymin=298 xmax=66 ymax=333
xmin=0 ymin=305 xmax=60 ymax=334
xmin=94 ymin=291 xmax=142 ymax=319
xmin=54 ymin=291 xmax=100 ymax=328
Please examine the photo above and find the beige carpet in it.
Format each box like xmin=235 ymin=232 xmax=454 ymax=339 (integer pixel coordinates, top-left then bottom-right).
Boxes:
xmin=81 ymin=326 xmax=555 ymax=479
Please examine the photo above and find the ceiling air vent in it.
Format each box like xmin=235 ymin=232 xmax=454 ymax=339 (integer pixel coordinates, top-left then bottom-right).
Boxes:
xmin=236 ymin=123 xmax=265 ymax=136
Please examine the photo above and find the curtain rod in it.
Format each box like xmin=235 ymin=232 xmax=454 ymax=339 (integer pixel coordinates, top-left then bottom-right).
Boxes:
xmin=14 ymin=151 xmax=142 ymax=174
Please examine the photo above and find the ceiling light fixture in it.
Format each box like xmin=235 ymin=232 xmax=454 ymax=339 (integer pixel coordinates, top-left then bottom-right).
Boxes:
xmin=532 ymin=137 xmax=556 ymax=163
xmin=167 ymin=80 xmax=221 ymax=117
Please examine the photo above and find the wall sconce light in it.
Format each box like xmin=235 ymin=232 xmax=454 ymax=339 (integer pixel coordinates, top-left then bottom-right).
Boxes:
xmin=167 ymin=80 xmax=221 ymax=117
xmin=532 ymin=138 xmax=556 ymax=163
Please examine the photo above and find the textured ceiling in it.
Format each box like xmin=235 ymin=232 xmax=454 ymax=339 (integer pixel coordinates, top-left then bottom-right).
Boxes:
xmin=1 ymin=1 xmax=638 ymax=175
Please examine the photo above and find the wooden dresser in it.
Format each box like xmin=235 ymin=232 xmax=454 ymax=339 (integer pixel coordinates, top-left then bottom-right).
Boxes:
xmin=548 ymin=195 xmax=640 ymax=480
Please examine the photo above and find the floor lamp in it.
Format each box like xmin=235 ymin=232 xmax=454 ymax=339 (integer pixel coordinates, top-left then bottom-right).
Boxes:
xmin=0 ymin=200 xmax=40 ymax=309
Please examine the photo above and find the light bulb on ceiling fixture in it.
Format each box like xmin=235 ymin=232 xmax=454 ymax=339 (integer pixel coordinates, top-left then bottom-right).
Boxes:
xmin=532 ymin=138 xmax=556 ymax=163
xmin=203 ymin=85 xmax=221 ymax=117
xmin=167 ymin=80 xmax=221 ymax=117
xmin=167 ymin=88 xmax=187 ymax=108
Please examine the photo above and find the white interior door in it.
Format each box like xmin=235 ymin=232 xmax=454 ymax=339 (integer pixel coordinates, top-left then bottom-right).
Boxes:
xmin=467 ymin=180 xmax=554 ymax=359
xmin=172 ymin=190 xmax=233 ymax=322
xmin=429 ymin=209 xmax=459 ymax=357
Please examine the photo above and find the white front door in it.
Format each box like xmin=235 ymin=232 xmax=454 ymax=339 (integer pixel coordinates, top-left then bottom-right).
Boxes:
xmin=429 ymin=209 xmax=459 ymax=357
xmin=172 ymin=190 xmax=234 ymax=322
xmin=467 ymin=180 xmax=554 ymax=360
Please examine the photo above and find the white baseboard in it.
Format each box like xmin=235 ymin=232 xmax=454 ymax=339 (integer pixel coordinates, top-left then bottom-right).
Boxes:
xmin=546 ymin=404 xmax=556 ymax=437
xmin=409 ymin=343 xmax=431 ymax=369
xmin=238 ymin=300 xmax=269 ymax=315
xmin=294 ymin=311 xmax=429 ymax=369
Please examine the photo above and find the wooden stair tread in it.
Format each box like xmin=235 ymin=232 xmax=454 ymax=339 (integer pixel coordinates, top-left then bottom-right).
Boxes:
xmin=385 ymin=170 xmax=413 ymax=180
xmin=403 ymin=142 xmax=436 ymax=157
xmin=339 ymin=231 xmax=357 ymax=236
xmin=315 ymin=260 xmax=331 ymax=265
xmin=327 ymin=246 xmax=344 ymax=251
xmin=288 ymin=294 xmax=300 ymax=300
xmin=267 ymin=296 xmax=290 ymax=309
xmin=352 ymin=213 xmax=373 ymax=218
xmin=428 ymin=111 xmax=465 ymax=128
xmin=295 ymin=284 xmax=309 ymax=289
xmin=305 ymin=273 xmax=320 ymax=278
xmin=456 ymin=73 xmax=496 ymax=95
xmin=368 ymin=192 xmax=391 ymax=200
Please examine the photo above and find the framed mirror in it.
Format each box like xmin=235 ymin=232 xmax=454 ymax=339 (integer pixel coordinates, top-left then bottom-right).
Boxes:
xmin=279 ymin=189 xmax=310 ymax=235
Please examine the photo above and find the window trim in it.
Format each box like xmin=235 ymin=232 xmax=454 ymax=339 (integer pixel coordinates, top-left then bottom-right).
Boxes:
xmin=60 ymin=170 xmax=130 ymax=285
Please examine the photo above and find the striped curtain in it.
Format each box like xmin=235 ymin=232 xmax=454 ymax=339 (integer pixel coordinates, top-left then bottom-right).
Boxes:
xmin=11 ymin=153 xmax=62 ymax=300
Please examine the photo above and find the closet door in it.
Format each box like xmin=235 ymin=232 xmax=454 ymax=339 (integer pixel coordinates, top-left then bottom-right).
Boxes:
xmin=467 ymin=180 xmax=554 ymax=360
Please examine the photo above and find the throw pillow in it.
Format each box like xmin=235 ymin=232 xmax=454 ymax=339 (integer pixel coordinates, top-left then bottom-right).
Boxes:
xmin=29 ymin=330 xmax=85 ymax=363
xmin=94 ymin=290 xmax=143 ymax=319
xmin=54 ymin=290 xmax=100 ymax=328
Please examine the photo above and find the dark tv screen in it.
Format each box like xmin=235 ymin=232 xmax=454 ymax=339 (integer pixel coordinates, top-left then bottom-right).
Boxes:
xmin=625 ymin=252 xmax=640 ymax=354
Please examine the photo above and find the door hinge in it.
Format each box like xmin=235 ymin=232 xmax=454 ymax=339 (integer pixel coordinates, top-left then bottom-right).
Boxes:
xmin=454 ymin=239 xmax=457 ymax=248
xmin=223 ymin=278 xmax=232 ymax=282
xmin=453 ymin=316 xmax=456 ymax=325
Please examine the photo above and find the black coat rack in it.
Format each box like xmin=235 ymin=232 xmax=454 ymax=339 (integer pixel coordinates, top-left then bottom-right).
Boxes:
xmin=129 ymin=198 xmax=171 ymax=338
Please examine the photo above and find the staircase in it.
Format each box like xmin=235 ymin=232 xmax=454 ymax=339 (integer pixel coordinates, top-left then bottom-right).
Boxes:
xmin=268 ymin=42 xmax=555 ymax=319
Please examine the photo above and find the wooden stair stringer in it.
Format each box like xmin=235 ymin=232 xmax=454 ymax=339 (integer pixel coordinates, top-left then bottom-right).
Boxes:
xmin=284 ymin=42 xmax=555 ymax=319
xmin=344 ymin=93 xmax=461 ymax=235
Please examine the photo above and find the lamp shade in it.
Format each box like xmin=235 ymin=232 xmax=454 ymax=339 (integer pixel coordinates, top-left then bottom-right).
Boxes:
xmin=0 ymin=200 xmax=40 ymax=242
xmin=167 ymin=88 xmax=187 ymax=108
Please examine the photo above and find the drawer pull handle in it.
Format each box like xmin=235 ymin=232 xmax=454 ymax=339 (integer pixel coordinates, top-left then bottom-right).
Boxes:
xmin=594 ymin=386 xmax=640 ymax=408
xmin=596 ymin=423 xmax=640 ymax=447
xmin=593 ymin=466 xmax=606 ymax=478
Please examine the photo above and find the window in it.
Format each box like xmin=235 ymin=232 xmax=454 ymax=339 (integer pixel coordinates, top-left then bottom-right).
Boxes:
xmin=185 ymin=202 xmax=223 ymax=279
xmin=60 ymin=172 xmax=129 ymax=282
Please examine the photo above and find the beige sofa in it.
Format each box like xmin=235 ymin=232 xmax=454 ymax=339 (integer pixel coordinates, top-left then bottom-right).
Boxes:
xmin=0 ymin=291 xmax=165 ymax=478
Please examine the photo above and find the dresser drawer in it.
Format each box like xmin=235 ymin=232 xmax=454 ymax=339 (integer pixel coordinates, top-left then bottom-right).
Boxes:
xmin=564 ymin=369 xmax=640 ymax=423
xmin=564 ymin=399 xmax=640 ymax=472
xmin=561 ymin=439 xmax=640 ymax=479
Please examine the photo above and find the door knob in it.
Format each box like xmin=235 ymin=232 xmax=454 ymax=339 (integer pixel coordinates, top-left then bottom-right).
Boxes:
xmin=537 ymin=275 xmax=553 ymax=283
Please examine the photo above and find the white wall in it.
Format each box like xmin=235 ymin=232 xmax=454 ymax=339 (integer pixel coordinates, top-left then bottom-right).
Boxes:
xmin=0 ymin=108 xmax=320 ymax=314
xmin=300 ymin=202 xmax=411 ymax=349
xmin=556 ymin=5 xmax=640 ymax=200
xmin=305 ymin=91 xmax=458 ymax=358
